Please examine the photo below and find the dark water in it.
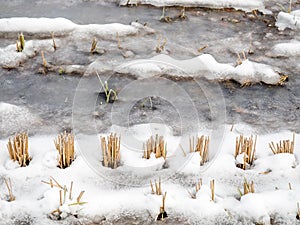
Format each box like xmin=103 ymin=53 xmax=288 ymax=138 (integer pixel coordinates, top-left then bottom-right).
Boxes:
xmin=0 ymin=0 xmax=300 ymax=139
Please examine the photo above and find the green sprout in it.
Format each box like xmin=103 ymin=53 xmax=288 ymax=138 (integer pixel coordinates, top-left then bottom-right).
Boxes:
xmin=96 ymin=72 xmax=117 ymax=103
xmin=58 ymin=67 xmax=65 ymax=75
xmin=238 ymin=177 xmax=255 ymax=197
xmin=68 ymin=201 xmax=88 ymax=206
xmin=140 ymin=96 xmax=153 ymax=109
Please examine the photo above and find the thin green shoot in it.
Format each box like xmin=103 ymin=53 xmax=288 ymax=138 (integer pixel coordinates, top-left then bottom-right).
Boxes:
xmin=237 ymin=188 xmax=243 ymax=197
xmin=68 ymin=202 xmax=88 ymax=206
xmin=96 ymin=72 xmax=117 ymax=103
xmin=140 ymin=96 xmax=153 ymax=109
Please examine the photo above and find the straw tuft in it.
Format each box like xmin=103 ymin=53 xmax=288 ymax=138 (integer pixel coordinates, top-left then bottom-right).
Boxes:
xmin=100 ymin=133 xmax=121 ymax=169
xmin=269 ymin=133 xmax=295 ymax=154
xmin=189 ymin=135 xmax=210 ymax=165
xmin=54 ymin=132 xmax=75 ymax=169
xmin=143 ymin=134 xmax=167 ymax=159
xmin=234 ymin=134 xmax=257 ymax=170
xmin=7 ymin=132 xmax=31 ymax=167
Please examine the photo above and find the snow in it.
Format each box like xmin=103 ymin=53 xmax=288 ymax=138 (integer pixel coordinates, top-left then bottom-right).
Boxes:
xmin=0 ymin=17 xmax=154 ymax=68
xmin=119 ymin=0 xmax=270 ymax=14
xmin=276 ymin=10 xmax=300 ymax=31
xmin=0 ymin=102 xmax=40 ymax=136
xmin=0 ymin=40 xmax=54 ymax=68
xmin=269 ymin=41 xmax=300 ymax=57
xmin=74 ymin=23 xmax=140 ymax=39
xmin=116 ymin=54 xmax=282 ymax=85
xmin=0 ymin=17 xmax=282 ymax=85
xmin=0 ymin=17 xmax=153 ymax=38
xmin=0 ymin=121 xmax=299 ymax=224
xmin=0 ymin=17 xmax=76 ymax=34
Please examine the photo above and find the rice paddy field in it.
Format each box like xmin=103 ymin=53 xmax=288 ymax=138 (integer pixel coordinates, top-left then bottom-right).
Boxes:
xmin=0 ymin=0 xmax=300 ymax=224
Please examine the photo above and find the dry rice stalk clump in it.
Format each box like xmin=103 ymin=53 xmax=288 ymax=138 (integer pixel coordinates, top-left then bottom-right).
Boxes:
xmin=7 ymin=132 xmax=31 ymax=167
xmin=100 ymin=133 xmax=121 ymax=169
xmin=189 ymin=135 xmax=210 ymax=165
xmin=143 ymin=134 xmax=167 ymax=160
xmin=54 ymin=132 xmax=75 ymax=169
xmin=269 ymin=133 xmax=295 ymax=154
xmin=238 ymin=178 xmax=255 ymax=196
xmin=188 ymin=179 xmax=202 ymax=199
xmin=150 ymin=178 xmax=162 ymax=195
xmin=234 ymin=134 xmax=257 ymax=170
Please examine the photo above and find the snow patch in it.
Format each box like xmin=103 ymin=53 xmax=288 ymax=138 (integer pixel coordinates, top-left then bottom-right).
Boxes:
xmin=116 ymin=54 xmax=282 ymax=85
xmin=0 ymin=17 xmax=76 ymax=34
xmin=0 ymin=17 xmax=153 ymax=38
xmin=119 ymin=0 xmax=270 ymax=14
xmin=0 ymin=40 xmax=54 ymax=68
xmin=269 ymin=41 xmax=300 ymax=57
xmin=0 ymin=17 xmax=154 ymax=69
xmin=276 ymin=10 xmax=300 ymax=31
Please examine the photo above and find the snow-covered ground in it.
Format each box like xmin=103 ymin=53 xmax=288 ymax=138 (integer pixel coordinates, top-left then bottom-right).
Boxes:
xmin=115 ymin=54 xmax=283 ymax=85
xmin=0 ymin=120 xmax=299 ymax=224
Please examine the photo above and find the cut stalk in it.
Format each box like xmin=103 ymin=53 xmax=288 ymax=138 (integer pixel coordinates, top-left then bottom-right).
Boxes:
xmin=210 ymin=179 xmax=215 ymax=202
xmin=268 ymin=133 xmax=295 ymax=154
xmin=150 ymin=178 xmax=162 ymax=195
xmin=50 ymin=176 xmax=63 ymax=189
xmin=54 ymin=132 xmax=75 ymax=169
xmin=188 ymin=179 xmax=202 ymax=199
xmin=77 ymin=191 xmax=85 ymax=203
xmin=69 ymin=181 xmax=73 ymax=200
xmin=100 ymin=133 xmax=121 ymax=169
xmin=116 ymin=32 xmax=121 ymax=49
xmin=52 ymin=32 xmax=57 ymax=51
xmin=59 ymin=190 xmax=62 ymax=206
xmin=7 ymin=132 xmax=31 ymax=167
xmin=4 ymin=178 xmax=15 ymax=201
xmin=91 ymin=37 xmax=97 ymax=54
xmin=190 ymin=135 xmax=210 ymax=165
xmin=235 ymin=134 xmax=257 ymax=169
xmin=240 ymin=178 xmax=255 ymax=195
xmin=156 ymin=192 xmax=168 ymax=221
xmin=143 ymin=135 xmax=167 ymax=160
